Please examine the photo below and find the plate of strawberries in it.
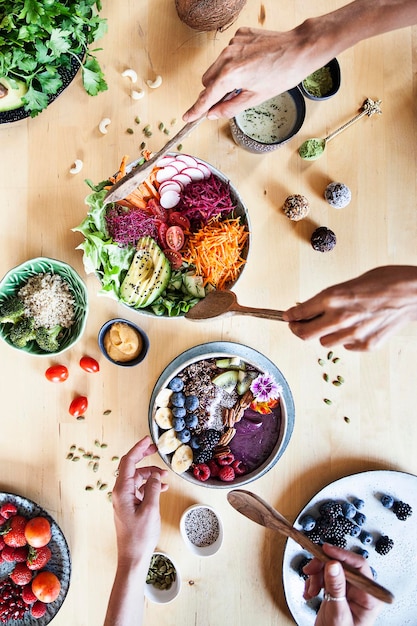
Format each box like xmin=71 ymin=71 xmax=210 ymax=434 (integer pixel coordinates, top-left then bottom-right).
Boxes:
xmin=0 ymin=492 xmax=70 ymax=624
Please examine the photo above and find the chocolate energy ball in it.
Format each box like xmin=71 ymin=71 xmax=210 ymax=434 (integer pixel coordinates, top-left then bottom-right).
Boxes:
xmin=282 ymin=194 xmax=310 ymax=221
xmin=311 ymin=227 xmax=336 ymax=252
xmin=324 ymin=182 xmax=351 ymax=208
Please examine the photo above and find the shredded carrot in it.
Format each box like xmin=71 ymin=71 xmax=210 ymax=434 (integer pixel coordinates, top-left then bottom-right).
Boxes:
xmin=104 ymin=156 xmax=161 ymax=209
xmin=183 ymin=217 xmax=249 ymax=289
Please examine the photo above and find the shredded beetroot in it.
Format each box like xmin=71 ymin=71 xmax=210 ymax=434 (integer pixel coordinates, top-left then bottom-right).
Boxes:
xmin=105 ymin=205 xmax=158 ymax=246
xmin=177 ymin=175 xmax=235 ymax=227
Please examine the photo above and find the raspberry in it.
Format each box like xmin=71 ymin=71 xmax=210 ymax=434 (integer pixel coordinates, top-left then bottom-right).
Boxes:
xmin=192 ymin=463 xmax=211 ymax=482
xmin=9 ymin=563 xmax=33 ymax=586
xmin=375 ymin=535 xmax=394 ymax=555
xmin=217 ymin=453 xmax=235 ymax=466
xmin=218 ymin=466 xmax=235 ymax=482
xmin=207 ymin=459 xmax=220 ymax=478
xmin=22 ymin=584 xmax=38 ymax=604
xmin=231 ymin=459 xmax=247 ymax=475
xmin=0 ymin=503 xmax=18 ymax=519
xmin=31 ymin=601 xmax=47 ymax=619
xmin=392 ymin=500 xmax=412 ymax=521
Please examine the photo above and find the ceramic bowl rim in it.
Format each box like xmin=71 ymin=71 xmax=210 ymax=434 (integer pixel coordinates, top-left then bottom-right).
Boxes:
xmin=179 ymin=503 xmax=224 ymax=556
xmin=298 ymin=57 xmax=341 ymax=101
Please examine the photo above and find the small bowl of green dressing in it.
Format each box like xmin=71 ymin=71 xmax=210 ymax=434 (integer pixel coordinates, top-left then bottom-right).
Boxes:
xmin=298 ymin=58 xmax=341 ymax=101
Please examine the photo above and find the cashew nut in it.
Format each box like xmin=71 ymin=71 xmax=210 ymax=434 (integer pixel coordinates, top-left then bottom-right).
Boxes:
xmin=99 ymin=118 xmax=111 ymax=134
xmin=146 ymin=75 xmax=163 ymax=89
xmin=122 ymin=69 xmax=138 ymax=83
xmin=70 ymin=159 xmax=83 ymax=175
xmin=131 ymin=89 xmax=145 ymax=100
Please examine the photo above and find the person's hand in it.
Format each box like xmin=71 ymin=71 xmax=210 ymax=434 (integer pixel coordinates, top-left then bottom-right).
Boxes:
xmin=283 ymin=266 xmax=417 ymax=351
xmin=111 ymin=436 xmax=169 ymax=564
xmin=303 ymin=543 xmax=383 ymax=626
xmin=183 ymin=24 xmax=332 ymax=121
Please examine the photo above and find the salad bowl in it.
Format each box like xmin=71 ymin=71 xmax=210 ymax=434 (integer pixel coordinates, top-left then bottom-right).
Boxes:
xmin=74 ymin=153 xmax=251 ymax=318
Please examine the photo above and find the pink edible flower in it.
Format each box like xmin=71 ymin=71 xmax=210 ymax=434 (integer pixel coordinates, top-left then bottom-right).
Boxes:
xmin=250 ymin=373 xmax=282 ymax=403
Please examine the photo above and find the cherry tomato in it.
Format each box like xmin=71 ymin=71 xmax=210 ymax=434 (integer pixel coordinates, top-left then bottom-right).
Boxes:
xmin=45 ymin=364 xmax=69 ymax=383
xmin=168 ymin=212 xmax=190 ymax=230
xmin=79 ymin=356 xmax=100 ymax=373
xmin=166 ymin=225 xmax=184 ymax=251
xmin=157 ymin=222 xmax=168 ymax=249
xmin=147 ymin=198 xmax=167 ymax=222
xmin=69 ymin=396 xmax=88 ymax=417
xmin=163 ymin=249 xmax=183 ymax=270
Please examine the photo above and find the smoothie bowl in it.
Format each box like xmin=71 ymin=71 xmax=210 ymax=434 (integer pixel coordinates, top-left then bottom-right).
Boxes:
xmin=149 ymin=342 xmax=295 ymax=488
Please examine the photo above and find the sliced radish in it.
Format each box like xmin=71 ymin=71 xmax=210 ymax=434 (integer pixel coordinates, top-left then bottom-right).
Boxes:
xmin=156 ymin=165 xmax=180 ymax=183
xmin=172 ymin=173 xmax=192 ymax=187
xmin=169 ymin=159 xmax=188 ymax=172
xmin=182 ymin=167 xmax=205 ymax=181
xmin=156 ymin=156 xmax=176 ymax=168
xmin=176 ymin=154 xmax=198 ymax=168
xmin=159 ymin=181 xmax=183 ymax=195
xmin=195 ymin=161 xmax=212 ymax=178
xmin=160 ymin=190 xmax=181 ymax=209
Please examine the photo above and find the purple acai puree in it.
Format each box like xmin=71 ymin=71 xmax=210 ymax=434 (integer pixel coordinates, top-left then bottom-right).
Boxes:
xmin=229 ymin=405 xmax=281 ymax=472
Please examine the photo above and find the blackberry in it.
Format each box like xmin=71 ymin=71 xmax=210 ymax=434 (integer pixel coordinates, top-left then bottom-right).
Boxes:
xmin=296 ymin=556 xmax=312 ymax=580
xmin=315 ymin=515 xmax=336 ymax=539
xmin=380 ymin=494 xmax=394 ymax=509
xmin=392 ymin=500 xmax=413 ymax=521
xmin=198 ymin=428 xmax=221 ymax=450
xmin=334 ymin=515 xmax=353 ymax=535
xmin=375 ymin=535 xmax=394 ymax=555
xmin=326 ymin=535 xmax=347 ymax=549
xmin=193 ymin=449 xmax=213 ymax=464
xmin=318 ymin=500 xmax=343 ymax=520
xmin=305 ymin=529 xmax=322 ymax=544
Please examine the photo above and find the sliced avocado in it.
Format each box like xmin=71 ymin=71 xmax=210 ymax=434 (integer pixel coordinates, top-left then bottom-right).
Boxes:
xmin=119 ymin=237 xmax=171 ymax=308
xmin=0 ymin=77 xmax=28 ymax=112
xmin=212 ymin=369 xmax=239 ymax=393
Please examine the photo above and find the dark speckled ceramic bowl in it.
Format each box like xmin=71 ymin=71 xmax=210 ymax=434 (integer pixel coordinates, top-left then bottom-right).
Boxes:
xmin=298 ymin=58 xmax=341 ymax=101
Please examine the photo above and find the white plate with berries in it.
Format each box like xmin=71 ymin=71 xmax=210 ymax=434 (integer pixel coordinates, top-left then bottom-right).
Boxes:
xmin=148 ymin=341 xmax=295 ymax=488
xmin=282 ymin=470 xmax=417 ymax=625
xmin=0 ymin=492 xmax=71 ymax=624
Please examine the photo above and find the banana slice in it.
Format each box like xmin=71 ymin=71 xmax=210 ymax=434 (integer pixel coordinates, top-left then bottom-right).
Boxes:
xmin=154 ymin=387 xmax=173 ymax=408
xmin=171 ymin=444 xmax=193 ymax=474
xmin=157 ymin=428 xmax=181 ymax=455
xmin=154 ymin=406 xmax=173 ymax=429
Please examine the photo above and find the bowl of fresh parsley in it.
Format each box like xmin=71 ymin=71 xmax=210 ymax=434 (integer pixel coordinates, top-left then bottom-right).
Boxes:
xmin=0 ymin=0 xmax=108 ymax=123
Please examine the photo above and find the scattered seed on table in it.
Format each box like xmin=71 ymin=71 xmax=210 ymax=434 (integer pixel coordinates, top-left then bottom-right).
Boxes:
xmin=135 ymin=116 xmax=140 ymax=124
xmin=337 ymin=375 xmax=345 ymax=383
xmin=177 ymin=144 xmax=183 ymax=151
xmin=70 ymin=445 xmax=76 ymax=452
xmin=323 ymin=398 xmax=332 ymax=405
xmin=332 ymin=380 xmax=342 ymax=386
xmin=158 ymin=122 xmax=164 ymax=131
xmin=332 ymin=357 xmax=340 ymax=364
xmin=93 ymin=462 xmax=99 ymax=472
xmin=94 ymin=440 xmax=101 ymax=447
xmin=170 ymin=118 xmax=177 ymax=126
xmin=111 ymin=456 xmax=119 ymax=462
xmin=344 ymin=416 xmax=351 ymax=423
xmin=83 ymin=453 xmax=92 ymax=459
xmin=163 ymin=128 xmax=170 ymax=135
xmin=99 ymin=483 xmax=108 ymax=490
xmin=66 ymin=453 xmax=74 ymax=460
xmin=72 ymin=456 xmax=80 ymax=462
xmin=327 ymin=351 xmax=334 ymax=360
xmin=323 ymin=373 xmax=329 ymax=382
xmin=85 ymin=485 xmax=94 ymax=491
xmin=103 ymin=409 xmax=112 ymax=416
xmin=100 ymin=443 xmax=108 ymax=448
xmin=184 ymin=507 xmax=220 ymax=547
xmin=318 ymin=359 xmax=325 ymax=366
xmin=76 ymin=415 xmax=85 ymax=421
xmin=140 ymin=142 xmax=146 ymax=149
xmin=93 ymin=455 xmax=100 ymax=460
xmin=188 ymin=580 xmax=195 ymax=586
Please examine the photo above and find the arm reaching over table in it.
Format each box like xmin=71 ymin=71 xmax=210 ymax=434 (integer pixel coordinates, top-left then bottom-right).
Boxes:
xmin=283 ymin=266 xmax=417 ymax=351
xmin=104 ymin=436 xmax=169 ymax=626
xmin=183 ymin=0 xmax=417 ymax=121
xmin=304 ymin=543 xmax=383 ymax=626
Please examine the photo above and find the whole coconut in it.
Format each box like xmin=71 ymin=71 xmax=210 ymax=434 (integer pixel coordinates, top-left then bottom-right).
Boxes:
xmin=175 ymin=0 xmax=247 ymax=32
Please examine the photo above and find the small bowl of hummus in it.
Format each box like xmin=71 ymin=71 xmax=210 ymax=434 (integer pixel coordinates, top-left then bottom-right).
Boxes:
xmin=98 ymin=318 xmax=149 ymax=367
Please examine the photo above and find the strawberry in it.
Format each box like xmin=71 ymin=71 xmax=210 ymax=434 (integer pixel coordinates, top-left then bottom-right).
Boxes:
xmin=218 ymin=466 xmax=235 ymax=482
xmin=0 ymin=502 xmax=18 ymax=519
xmin=217 ymin=453 xmax=235 ymax=466
xmin=0 ymin=536 xmax=5 ymax=551
xmin=232 ymin=459 xmax=247 ymax=475
xmin=27 ymin=546 xmax=51 ymax=570
xmin=31 ymin=600 xmax=47 ymax=618
xmin=3 ymin=515 xmax=27 ymax=547
xmin=207 ymin=459 xmax=220 ymax=477
xmin=13 ymin=546 xmax=29 ymax=563
xmin=192 ymin=463 xmax=211 ymax=481
xmin=9 ymin=563 xmax=33 ymax=586
xmin=22 ymin=584 xmax=38 ymax=604
xmin=2 ymin=545 xmax=17 ymax=562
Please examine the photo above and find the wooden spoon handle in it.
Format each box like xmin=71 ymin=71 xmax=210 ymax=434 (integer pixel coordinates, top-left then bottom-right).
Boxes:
xmin=232 ymin=304 xmax=285 ymax=321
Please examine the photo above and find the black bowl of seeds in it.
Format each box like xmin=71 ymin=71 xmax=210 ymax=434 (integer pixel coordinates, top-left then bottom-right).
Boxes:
xmin=180 ymin=504 xmax=224 ymax=556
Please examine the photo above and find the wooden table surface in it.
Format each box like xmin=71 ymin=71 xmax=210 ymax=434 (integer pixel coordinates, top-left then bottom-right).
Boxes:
xmin=1 ymin=1 xmax=417 ymax=624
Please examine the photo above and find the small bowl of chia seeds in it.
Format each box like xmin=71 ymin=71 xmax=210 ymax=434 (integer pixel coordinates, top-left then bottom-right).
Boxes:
xmin=180 ymin=504 xmax=224 ymax=556
xmin=144 ymin=551 xmax=181 ymax=604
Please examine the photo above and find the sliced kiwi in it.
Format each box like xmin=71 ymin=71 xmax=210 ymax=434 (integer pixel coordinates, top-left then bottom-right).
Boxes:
xmin=212 ymin=369 xmax=239 ymax=393
xmin=215 ymin=357 xmax=246 ymax=370
xmin=237 ymin=371 xmax=258 ymax=395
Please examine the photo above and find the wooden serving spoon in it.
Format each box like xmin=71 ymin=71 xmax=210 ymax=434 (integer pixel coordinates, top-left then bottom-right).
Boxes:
xmin=185 ymin=290 xmax=285 ymax=321
xmin=227 ymin=489 xmax=394 ymax=605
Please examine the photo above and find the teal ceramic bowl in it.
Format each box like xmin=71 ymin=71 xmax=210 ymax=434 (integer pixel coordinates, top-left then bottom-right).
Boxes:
xmin=0 ymin=257 xmax=88 ymax=356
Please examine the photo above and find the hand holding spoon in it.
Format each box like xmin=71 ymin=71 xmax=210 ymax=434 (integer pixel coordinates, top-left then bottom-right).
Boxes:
xmin=184 ymin=290 xmax=285 ymax=321
xmin=227 ymin=489 xmax=394 ymax=605
xmin=299 ymin=97 xmax=382 ymax=160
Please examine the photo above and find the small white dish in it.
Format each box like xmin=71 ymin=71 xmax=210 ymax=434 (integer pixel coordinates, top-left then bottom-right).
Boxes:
xmin=144 ymin=552 xmax=181 ymax=604
xmin=180 ymin=504 xmax=224 ymax=556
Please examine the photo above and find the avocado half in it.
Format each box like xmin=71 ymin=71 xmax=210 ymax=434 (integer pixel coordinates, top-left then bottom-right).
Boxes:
xmin=0 ymin=77 xmax=28 ymax=112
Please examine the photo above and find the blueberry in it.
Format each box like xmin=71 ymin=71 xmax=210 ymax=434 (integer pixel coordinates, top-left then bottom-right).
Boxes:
xmin=173 ymin=417 xmax=185 ymax=432
xmin=185 ymin=413 xmax=198 ymax=429
xmin=360 ymin=530 xmax=372 ymax=545
xmin=172 ymin=406 xmax=186 ymax=418
xmin=171 ymin=392 xmax=185 ymax=407
xmin=349 ymin=523 xmax=361 ymax=538
xmin=341 ymin=502 xmax=356 ymax=519
xmin=353 ymin=498 xmax=365 ymax=510
xmin=299 ymin=514 xmax=316 ymax=532
xmin=168 ymin=377 xmax=184 ymax=392
xmin=185 ymin=395 xmax=199 ymax=412
xmin=189 ymin=435 xmax=200 ymax=450
xmin=381 ymin=494 xmax=394 ymax=509
xmin=354 ymin=512 xmax=366 ymax=526
xmin=356 ymin=548 xmax=369 ymax=559
xmin=177 ymin=428 xmax=191 ymax=443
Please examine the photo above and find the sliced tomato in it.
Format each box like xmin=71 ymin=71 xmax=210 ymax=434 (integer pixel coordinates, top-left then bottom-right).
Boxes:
xmin=147 ymin=198 xmax=167 ymax=222
xmin=45 ymin=364 xmax=69 ymax=383
xmin=166 ymin=225 xmax=184 ymax=251
xmin=158 ymin=222 xmax=168 ymax=248
xmin=163 ymin=249 xmax=183 ymax=270
xmin=79 ymin=356 xmax=100 ymax=373
xmin=168 ymin=212 xmax=190 ymax=230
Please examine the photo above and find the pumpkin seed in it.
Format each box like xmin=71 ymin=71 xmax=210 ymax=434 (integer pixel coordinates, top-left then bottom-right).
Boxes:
xmin=323 ymin=373 xmax=329 ymax=382
xmin=323 ymin=398 xmax=332 ymax=405
xmin=318 ymin=358 xmax=325 ymax=366
xmin=344 ymin=416 xmax=351 ymax=423
xmin=103 ymin=409 xmax=112 ymax=415
xmin=337 ymin=375 xmax=345 ymax=383
xmin=66 ymin=453 xmax=74 ymax=460
xmin=327 ymin=351 xmax=334 ymax=360
xmin=332 ymin=380 xmax=342 ymax=386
